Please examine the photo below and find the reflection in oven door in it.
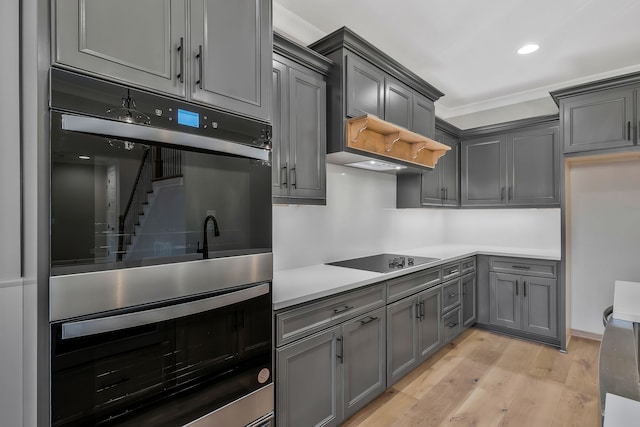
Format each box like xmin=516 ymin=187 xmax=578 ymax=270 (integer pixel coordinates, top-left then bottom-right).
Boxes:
xmin=50 ymin=283 xmax=272 ymax=427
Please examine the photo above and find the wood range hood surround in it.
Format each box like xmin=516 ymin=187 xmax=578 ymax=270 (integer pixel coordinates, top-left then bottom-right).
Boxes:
xmin=346 ymin=114 xmax=450 ymax=169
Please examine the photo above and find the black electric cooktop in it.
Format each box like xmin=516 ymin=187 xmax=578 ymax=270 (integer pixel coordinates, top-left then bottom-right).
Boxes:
xmin=327 ymin=253 xmax=440 ymax=273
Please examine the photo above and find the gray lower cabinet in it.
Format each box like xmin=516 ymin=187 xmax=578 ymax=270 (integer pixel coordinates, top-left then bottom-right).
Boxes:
xmin=53 ymin=0 xmax=187 ymax=97
xmin=560 ymin=88 xmax=636 ymax=153
xmin=272 ymin=40 xmax=329 ymax=204
xmin=276 ymin=308 xmax=386 ymax=427
xmin=488 ymin=258 xmax=558 ymax=339
xmin=189 ymin=0 xmax=272 ymax=122
xmin=276 ymin=327 xmax=341 ymax=427
xmin=54 ymin=0 xmax=272 ymax=121
xmin=387 ymin=285 xmax=442 ymax=386
xmin=461 ymin=272 xmax=476 ymax=328
xmin=461 ymin=123 xmax=559 ymax=207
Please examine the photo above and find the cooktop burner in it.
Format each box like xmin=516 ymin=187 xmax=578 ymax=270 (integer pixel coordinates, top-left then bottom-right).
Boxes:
xmin=327 ymin=253 xmax=440 ymax=273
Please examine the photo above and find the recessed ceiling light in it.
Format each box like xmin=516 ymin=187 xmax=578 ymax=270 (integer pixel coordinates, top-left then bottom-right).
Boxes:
xmin=78 ymin=155 xmax=91 ymax=160
xmin=517 ymin=44 xmax=539 ymax=55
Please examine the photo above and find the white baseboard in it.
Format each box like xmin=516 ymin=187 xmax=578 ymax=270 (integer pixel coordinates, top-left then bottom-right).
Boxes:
xmin=570 ymin=328 xmax=602 ymax=342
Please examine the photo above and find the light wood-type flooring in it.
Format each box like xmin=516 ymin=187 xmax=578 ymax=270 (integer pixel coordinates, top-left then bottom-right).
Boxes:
xmin=342 ymin=328 xmax=601 ymax=427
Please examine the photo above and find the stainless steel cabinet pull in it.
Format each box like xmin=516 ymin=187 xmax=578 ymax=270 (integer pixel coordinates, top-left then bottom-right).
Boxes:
xmin=420 ymin=301 xmax=425 ymax=319
xmin=360 ymin=316 xmax=378 ymax=325
xmin=336 ymin=337 xmax=343 ymax=363
xmin=333 ymin=305 xmax=354 ymax=314
xmin=511 ymin=265 xmax=531 ymax=270
xmin=524 ymin=281 xmax=527 ymax=297
xmin=445 ymin=187 xmax=449 ymax=200
xmin=628 ymin=121 xmax=631 ymax=141
xmin=291 ymin=166 xmax=296 ymax=188
xmin=516 ymin=280 xmax=519 ymax=296
xmin=508 ymin=186 xmax=512 ymax=200
xmin=447 ymin=322 xmax=458 ymax=328
xmin=177 ymin=37 xmax=184 ymax=83
xmin=416 ymin=303 xmax=422 ymax=319
xmin=441 ymin=188 xmax=445 ymax=200
xmin=501 ymin=187 xmax=505 ymax=201
xmin=196 ymin=45 xmax=203 ymax=89
xmin=281 ymin=163 xmax=288 ymax=188
xmin=448 ymin=293 xmax=457 ymax=298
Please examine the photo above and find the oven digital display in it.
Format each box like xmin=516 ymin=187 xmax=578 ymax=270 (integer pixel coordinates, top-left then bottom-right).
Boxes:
xmin=178 ymin=109 xmax=199 ymax=128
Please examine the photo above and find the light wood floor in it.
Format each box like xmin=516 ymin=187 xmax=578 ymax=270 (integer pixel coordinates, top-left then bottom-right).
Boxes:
xmin=343 ymin=328 xmax=601 ymax=427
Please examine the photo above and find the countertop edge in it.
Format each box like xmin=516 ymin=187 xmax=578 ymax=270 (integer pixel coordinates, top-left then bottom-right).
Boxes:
xmin=273 ymin=246 xmax=561 ymax=310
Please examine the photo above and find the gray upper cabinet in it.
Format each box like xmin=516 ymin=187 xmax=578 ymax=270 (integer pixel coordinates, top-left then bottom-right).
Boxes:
xmin=560 ymin=89 xmax=635 ymax=153
xmin=507 ymin=125 xmax=559 ymax=205
xmin=342 ymin=308 xmax=386 ymax=420
xmin=385 ymin=76 xmax=413 ymax=129
xmin=345 ymin=54 xmax=385 ymax=118
xmin=461 ymin=120 xmax=559 ymax=207
xmin=396 ymin=127 xmax=459 ymax=208
xmin=461 ymin=135 xmax=506 ymax=206
xmin=551 ymin=73 xmax=640 ymax=154
xmin=54 ymin=0 xmax=187 ymax=97
xmin=54 ymin=0 xmax=272 ymax=121
xmin=190 ymin=0 xmax=272 ymax=122
xmin=276 ymin=327 xmax=341 ymax=427
xmin=272 ymin=34 xmax=331 ymax=205
xmin=412 ymin=93 xmax=436 ymax=139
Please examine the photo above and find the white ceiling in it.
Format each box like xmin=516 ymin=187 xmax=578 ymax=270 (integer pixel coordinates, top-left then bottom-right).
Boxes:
xmin=273 ymin=0 xmax=640 ymax=124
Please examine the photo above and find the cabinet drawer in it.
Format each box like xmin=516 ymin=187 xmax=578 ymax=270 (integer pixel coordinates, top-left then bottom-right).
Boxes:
xmin=443 ymin=307 xmax=462 ymax=343
xmin=460 ymin=257 xmax=476 ymax=274
xmin=490 ymin=257 xmax=557 ymax=278
xmin=441 ymin=261 xmax=461 ymax=281
xmin=442 ymin=279 xmax=461 ymax=313
xmin=387 ymin=267 xmax=442 ymax=303
xmin=276 ymin=284 xmax=386 ymax=346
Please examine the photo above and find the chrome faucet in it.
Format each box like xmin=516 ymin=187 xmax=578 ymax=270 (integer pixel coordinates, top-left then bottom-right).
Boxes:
xmin=196 ymin=215 xmax=220 ymax=259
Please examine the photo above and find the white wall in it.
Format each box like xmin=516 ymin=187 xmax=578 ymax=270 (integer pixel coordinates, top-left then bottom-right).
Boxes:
xmin=568 ymin=158 xmax=640 ymax=335
xmin=273 ymin=165 xmax=447 ymax=271
xmin=274 ymin=164 xmax=560 ymax=271
xmin=0 ymin=0 xmax=23 ymax=426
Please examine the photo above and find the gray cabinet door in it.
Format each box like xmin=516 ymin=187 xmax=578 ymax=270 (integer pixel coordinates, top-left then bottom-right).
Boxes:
xmin=507 ymin=125 xmax=559 ymax=205
xmin=345 ymin=54 xmax=385 ymax=118
xmin=562 ymin=89 xmax=635 ymax=153
xmin=190 ymin=0 xmax=272 ymax=122
xmin=342 ymin=308 xmax=386 ymax=420
xmin=420 ymin=131 xmax=445 ymax=206
xmin=462 ymin=272 xmax=476 ymax=328
xmin=411 ymin=92 xmax=435 ymax=139
xmin=287 ymin=68 xmax=326 ymax=200
xmin=276 ymin=327 xmax=341 ymax=427
xmin=522 ymin=277 xmax=557 ymax=338
xmin=54 ymin=0 xmax=186 ymax=97
xmin=489 ymin=272 xmax=521 ymax=331
xmin=440 ymin=135 xmax=459 ymax=206
xmin=461 ymin=136 xmax=506 ymax=206
xmin=386 ymin=296 xmax=419 ymax=386
xmin=418 ymin=286 xmax=442 ymax=360
xmin=271 ymin=60 xmax=288 ymax=198
xmin=384 ymin=76 xmax=412 ymax=129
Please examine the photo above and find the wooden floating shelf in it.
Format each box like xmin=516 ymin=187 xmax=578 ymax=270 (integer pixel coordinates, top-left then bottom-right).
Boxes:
xmin=346 ymin=115 xmax=450 ymax=169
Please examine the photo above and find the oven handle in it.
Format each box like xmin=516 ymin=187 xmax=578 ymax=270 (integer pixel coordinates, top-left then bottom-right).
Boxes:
xmin=61 ymin=282 xmax=270 ymax=340
xmin=60 ymin=114 xmax=270 ymax=162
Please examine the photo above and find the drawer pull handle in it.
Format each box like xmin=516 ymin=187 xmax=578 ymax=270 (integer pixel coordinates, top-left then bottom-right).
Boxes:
xmin=447 ymin=322 xmax=458 ymax=328
xmin=524 ymin=281 xmax=527 ymax=297
xmin=336 ymin=337 xmax=343 ymax=363
xmin=420 ymin=301 xmax=425 ymax=319
xmin=448 ymin=293 xmax=457 ymax=298
xmin=511 ymin=265 xmax=531 ymax=270
xmin=360 ymin=316 xmax=378 ymax=325
xmin=333 ymin=305 xmax=354 ymax=314
xmin=516 ymin=280 xmax=519 ymax=296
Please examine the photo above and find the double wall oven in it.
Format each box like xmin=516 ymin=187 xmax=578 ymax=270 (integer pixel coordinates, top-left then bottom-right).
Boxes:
xmin=49 ymin=69 xmax=273 ymax=427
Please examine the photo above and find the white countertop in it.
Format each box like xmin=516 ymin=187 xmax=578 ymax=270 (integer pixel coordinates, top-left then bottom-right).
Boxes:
xmin=273 ymin=244 xmax=561 ymax=310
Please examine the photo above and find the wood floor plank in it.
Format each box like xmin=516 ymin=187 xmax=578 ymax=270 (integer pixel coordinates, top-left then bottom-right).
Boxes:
xmin=343 ymin=329 xmax=602 ymax=427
